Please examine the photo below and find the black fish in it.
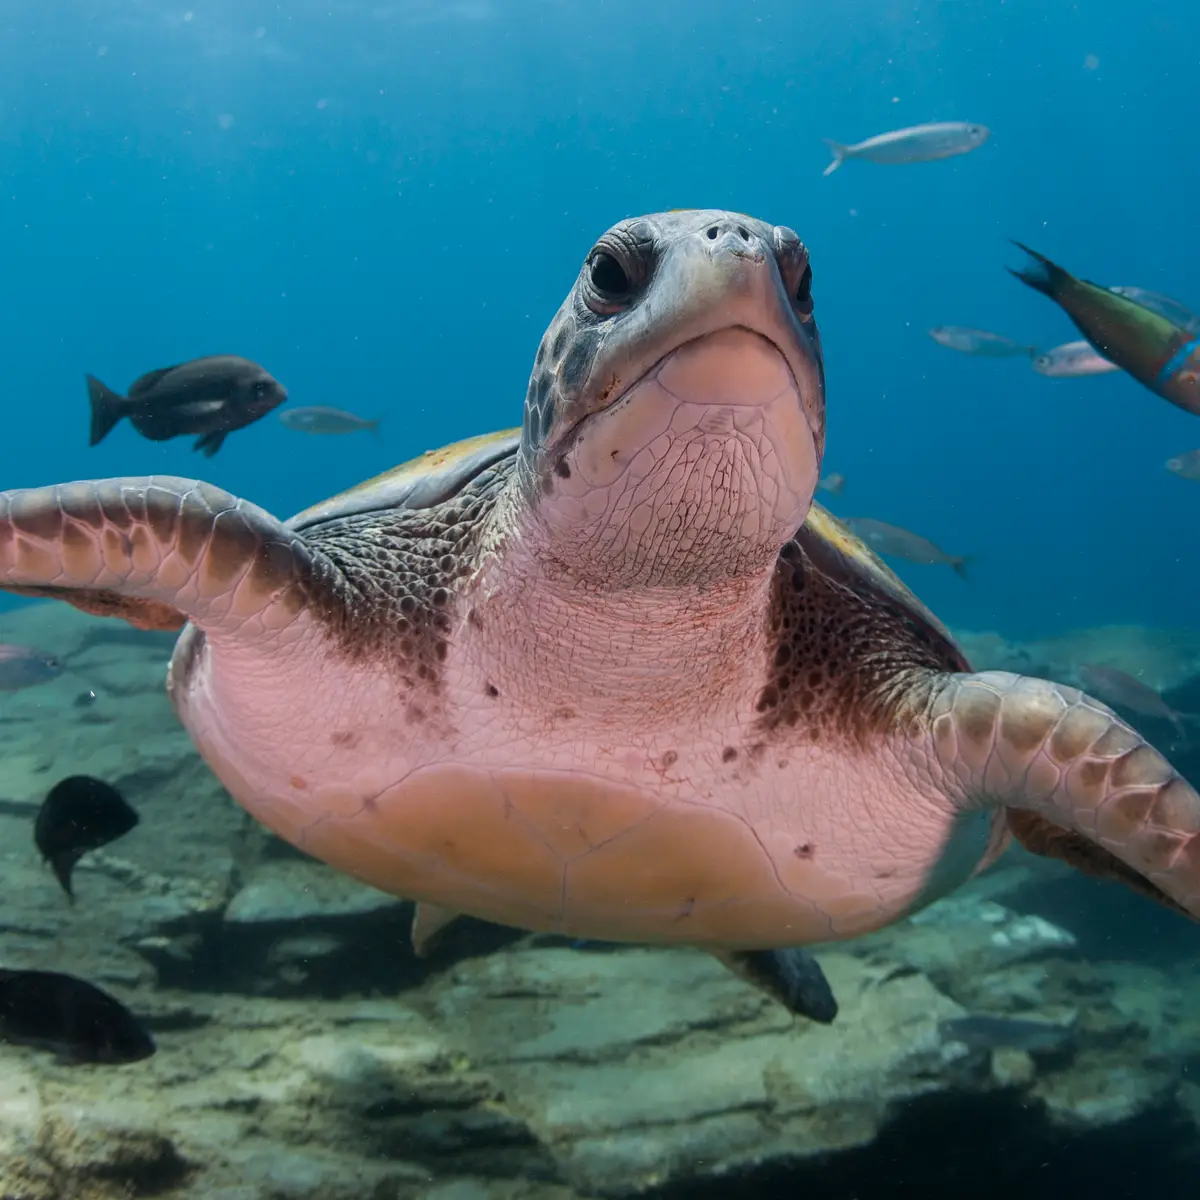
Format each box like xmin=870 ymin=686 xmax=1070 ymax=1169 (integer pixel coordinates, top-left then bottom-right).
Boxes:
xmin=34 ymin=776 xmax=140 ymax=900
xmin=0 ymin=969 xmax=155 ymax=1063
xmin=86 ymin=355 xmax=287 ymax=457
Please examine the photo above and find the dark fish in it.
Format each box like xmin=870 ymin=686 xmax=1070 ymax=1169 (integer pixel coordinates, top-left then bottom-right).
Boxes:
xmin=0 ymin=969 xmax=155 ymax=1063
xmin=1076 ymin=663 xmax=1188 ymax=739
xmin=279 ymin=406 xmax=382 ymax=436
xmin=86 ymin=355 xmax=287 ymax=457
xmin=0 ymin=644 xmax=62 ymax=691
xmin=817 ymin=472 xmax=845 ymax=497
xmin=1008 ymin=244 xmax=1200 ymax=416
xmin=1110 ymin=286 xmax=1200 ymax=335
xmin=928 ymin=326 xmax=1035 ymax=358
xmin=842 ymin=517 xmax=973 ymax=580
xmin=34 ymin=776 xmax=140 ymax=900
xmin=940 ymin=1015 xmax=1074 ymax=1054
xmin=1166 ymin=450 xmax=1200 ymax=482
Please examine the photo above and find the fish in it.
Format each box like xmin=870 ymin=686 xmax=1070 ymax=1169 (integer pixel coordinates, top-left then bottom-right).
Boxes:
xmin=822 ymin=121 xmax=989 ymax=176
xmin=1031 ymin=340 xmax=1119 ymax=378
xmin=279 ymin=406 xmax=382 ymax=436
xmin=1008 ymin=245 xmax=1200 ymax=416
xmin=0 ymin=969 xmax=155 ymax=1064
xmin=817 ymin=472 xmax=845 ymax=497
xmin=0 ymin=644 xmax=62 ymax=691
xmin=86 ymin=355 xmax=288 ymax=457
xmin=841 ymin=517 xmax=973 ymax=580
xmin=34 ymin=776 xmax=140 ymax=900
xmin=1166 ymin=450 xmax=1200 ymax=482
xmin=940 ymin=1015 xmax=1074 ymax=1055
xmin=1109 ymin=287 xmax=1200 ymax=336
xmin=1076 ymin=664 xmax=1189 ymax=740
xmin=929 ymin=326 xmax=1035 ymax=358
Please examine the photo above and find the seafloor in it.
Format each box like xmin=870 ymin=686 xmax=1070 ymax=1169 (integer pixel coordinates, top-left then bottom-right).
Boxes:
xmin=0 ymin=601 xmax=1198 ymax=1200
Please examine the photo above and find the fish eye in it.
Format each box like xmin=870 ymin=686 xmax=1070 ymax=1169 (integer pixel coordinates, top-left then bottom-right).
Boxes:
xmin=253 ymin=380 xmax=272 ymax=395
xmin=588 ymin=251 xmax=630 ymax=299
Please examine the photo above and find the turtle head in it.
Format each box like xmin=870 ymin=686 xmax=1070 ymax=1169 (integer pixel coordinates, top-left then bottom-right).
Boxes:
xmin=516 ymin=209 xmax=825 ymax=588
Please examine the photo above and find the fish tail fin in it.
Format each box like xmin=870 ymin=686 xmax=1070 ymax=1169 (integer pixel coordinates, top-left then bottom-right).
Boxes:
xmin=952 ymin=555 xmax=975 ymax=582
xmin=1007 ymin=242 xmax=1070 ymax=300
xmin=822 ymin=139 xmax=848 ymax=176
xmin=821 ymin=475 xmax=845 ymax=497
xmin=369 ymin=415 xmax=384 ymax=440
xmin=85 ymin=375 xmax=128 ymax=447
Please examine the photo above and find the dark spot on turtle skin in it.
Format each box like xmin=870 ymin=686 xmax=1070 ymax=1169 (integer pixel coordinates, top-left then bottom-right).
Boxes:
xmin=552 ymin=706 xmax=578 ymax=721
xmin=290 ymin=775 xmax=308 ymax=790
xmin=485 ymin=683 xmax=500 ymax=699
xmin=661 ymin=749 xmax=678 ymax=770
xmin=554 ymin=458 xmax=571 ymax=479
xmin=793 ymin=842 xmax=814 ymax=859
xmin=722 ymin=746 xmax=738 ymax=763
xmin=756 ymin=524 xmax=968 ymax=747
xmin=330 ymin=731 xmax=360 ymax=749
xmin=467 ymin=607 xmax=484 ymax=630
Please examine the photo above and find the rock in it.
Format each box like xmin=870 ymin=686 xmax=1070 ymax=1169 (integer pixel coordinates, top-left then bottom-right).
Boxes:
xmin=224 ymin=860 xmax=402 ymax=924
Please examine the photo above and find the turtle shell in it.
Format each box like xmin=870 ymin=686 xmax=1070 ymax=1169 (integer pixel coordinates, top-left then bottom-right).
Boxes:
xmin=286 ymin=428 xmax=521 ymax=530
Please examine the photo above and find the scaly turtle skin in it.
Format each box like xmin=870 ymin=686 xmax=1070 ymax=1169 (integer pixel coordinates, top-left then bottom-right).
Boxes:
xmin=1 ymin=210 xmax=1197 ymax=1023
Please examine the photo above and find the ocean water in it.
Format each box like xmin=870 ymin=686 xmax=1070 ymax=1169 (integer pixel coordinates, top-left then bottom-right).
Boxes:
xmin=1 ymin=2 xmax=1199 ymax=1198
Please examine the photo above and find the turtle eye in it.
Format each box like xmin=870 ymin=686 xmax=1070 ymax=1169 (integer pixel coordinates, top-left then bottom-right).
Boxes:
xmin=589 ymin=252 xmax=631 ymax=300
xmin=581 ymin=224 xmax=652 ymax=315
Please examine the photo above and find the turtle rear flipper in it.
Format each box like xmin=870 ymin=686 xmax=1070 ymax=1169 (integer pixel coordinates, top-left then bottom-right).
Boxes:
xmin=0 ymin=477 xmax=324 ymax=636
xmin=714 ymin=947 xmax=838 ymax=1022
xmin=928 ymin=670 xmax=1200 ymax=920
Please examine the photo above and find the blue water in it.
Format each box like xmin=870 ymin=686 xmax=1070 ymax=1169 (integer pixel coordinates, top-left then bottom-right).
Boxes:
xmin=2 ymin=0 xmax=1198 ymax=642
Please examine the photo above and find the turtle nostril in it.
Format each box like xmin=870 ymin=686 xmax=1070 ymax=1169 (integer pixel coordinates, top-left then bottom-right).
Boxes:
xmin=737 ymin=226 xmax=749 ymax=241
xmin=706 ymin=226 xmax=719 ymax=240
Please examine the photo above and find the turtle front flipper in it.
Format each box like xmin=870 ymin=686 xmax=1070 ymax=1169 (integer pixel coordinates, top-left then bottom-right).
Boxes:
xmin=0 ymin=477 xmax=321 ymax=635
xmin=928 ymin=670 xmax=1200 ymax=919
xmin=713 ymin=948 xmax=838 ymax=1022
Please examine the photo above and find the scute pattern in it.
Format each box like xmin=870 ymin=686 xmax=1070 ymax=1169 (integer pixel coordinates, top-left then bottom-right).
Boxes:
xmin=930 ymin=671 xmax=1200 ymax=919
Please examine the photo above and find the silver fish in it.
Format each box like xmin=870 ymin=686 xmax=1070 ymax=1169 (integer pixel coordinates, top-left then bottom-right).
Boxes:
xmin=1076 ymin=663 xmax=1187 ymax=739
xmin=841 ymin=518 xmax=972 ymax=580
xmin=1166 ymin=450 xmax=1200 ymax=482
xmin=1109 ymin=286 xmax=1200 ymax=336
xmin=0 ymin=644 xmax=63 ymax=691
xmin=1031 ymin=340 xmax=1119 ymax=377
xmin=928 ymin=326 xmax=1035 ymax=358
xmin=279 ymin=406 xmax=382 ymax=436
xmin=823 ymin=122 xmax=989 ymax=176
xmin=817 ymin=472 xmax=845 ymax=497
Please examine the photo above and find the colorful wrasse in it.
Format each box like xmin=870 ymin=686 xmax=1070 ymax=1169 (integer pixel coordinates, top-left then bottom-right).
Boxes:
xmin=1008 ymin=244 xmax=1200 ymax=416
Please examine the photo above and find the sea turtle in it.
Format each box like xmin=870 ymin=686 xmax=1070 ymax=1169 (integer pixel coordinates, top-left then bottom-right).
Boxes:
xmin=2 ymin=210 xmax=1197 ymax=1022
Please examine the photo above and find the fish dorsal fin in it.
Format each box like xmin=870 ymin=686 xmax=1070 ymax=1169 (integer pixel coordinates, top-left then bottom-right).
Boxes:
xmin=287 ymin=428 xmax=521 ymax=530
xmin=127 ymin=366 xmax=183 ymax=398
